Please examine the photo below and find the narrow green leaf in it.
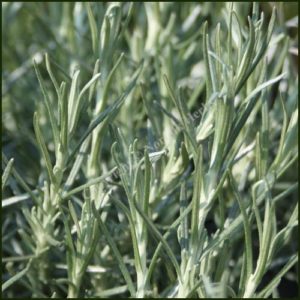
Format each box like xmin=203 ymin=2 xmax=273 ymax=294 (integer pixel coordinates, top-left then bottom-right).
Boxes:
xmin=2 ymin=260 xmax=32 ymax=292
xmin=71 ymin=72 xmax=101 ymax=135
xmin=206 ymin=34 xmax=218 ymax=93
xmin=99 ymin=16 xmax=111 ymax=73
xmin=203 ymin=21 xmax=213 ymax=97
xmin=59 ymin=206 xmax=76 ymax=273
xmin=227 ymin=73 xmax=286 ymax=154
xmin=163 ymin=75 xmax=197 ymax=153
xmin=2 ymin=158 xmax=14 ymax=191
xmin=109 ymin=124 xmax=127 ymax=161
xmin=178 ymin=88 xmax=197 ymax=152
xmin=146 ymin=201 xmax=193 ymax=285
xmin=79 ymin=221 xmax=100 ymax=278
xmin=255 ymin=193 xmax=275 ymax=283
xmin=267 ymin=209 xmax=298 ymax=265
xmin=67 ymin=63 xmax=143 ymax=165
xmin=271 ymin=94 xmax=288 ymax=168
xmin=152 ymin=98 xmax=181 ymax=127
xmin=277 ymin=154 xmax=298 ymax=180
xmin=271 ymin=37 xmax=289 ymax=78
xmin=258 ymin=254 xmax=297 ymax=298
xmin=68 ymin=101 xmax=121 ymax=167
xmin=94 ymin=285 xmax=128 ymax=297
xmin=110 ymin=197 xmax=143 ymax=277
xmin=241 ymin=8 xmax=276 ymax=91
xmin=33 ymin=112 xmax=56 ymax=184
xmin=185 ymin=277 xmax=203 ymax=298
xmin=92 ymin=206 xmax=136 ymax=297
xmin=68 ymin=201 xmax=81 ymax=237
xmin=85 ymin=2 xmax=98 ymax=54
xmin=234 ymin=17 xmax=255 ymax=91
xmin=119 ymin=3 xmax=134 ymax=40
xmin=210 ymin=95 xmax=233 ymax=172
xmin=111 ymin=142 xmax=132 ymax=201
xmin=215 ymin=23 xmax=221 ymax=86
xmin=2 ymin=193 xmax=33 ymax=207
xmin=33 ymin=60 xmax=60 ymax=152
xmin=214 ymin=241 xmax=229 ymax=282
xmin=45 ymin=53 xmax=59 ymax=97
xmin=97 ymin=53 xmax=124 ymax=113
xmin=2 ymin=255 xmax=35 ymax=263
xmin=190 ymin=146 xmax=203 ymax=249
xmin=281 ymin=108 xmax=298 ymax=159
xmin=217 ymin=191 xmax=225 ymax=230
xmin=252 ymin=2 xmax=259 ymax=22
xmin=63 ymin=136 xmax=91 ymax=194
xmin=143 ymin=150 xmax=151 ymax=214
xmin=18 ymin=229 xmax=35 ymax=253
xmin=178 ymin=182 xmax=189 ymax=274
xmin=68 ymin=69 xmax=80 ymax=134
xmin=229 ymin=172 xmax=253 ymax=280
xmin=227 ymin=4 xmax=233 ymax=68
xmin=260 ymin=93 xmax=269 ymax=177
xmin=232 ymin=11 xmax=242 ymax=66
xmin=238 ymin=252 xmax=248 ymax=295
xmin=46 ymin=55 xmax=72 ymax=82
xmin=203 ymin=183 xmax=298 ymax=260
xmin=255 ymin=132 xmax=262 ymax=180
xmin=251 ymin=182 xmax=263 ymax=246
xmin=108 ymin=4 xmax=121 ymax=41
xmin=88 ymin=59 xmax=100 ymax=103
xmin=59 ymin=81 xmax=68 ymax=151
xmin=78 ymin=73 xmax=102 ymax=109
xmin=267 ymin=7 xmax=276 ymax=43
xmin=133 ymin=198 xmax=182 ymax=283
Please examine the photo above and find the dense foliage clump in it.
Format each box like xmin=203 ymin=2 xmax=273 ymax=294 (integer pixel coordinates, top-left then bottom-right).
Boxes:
xmin=2 ymin=2 xmax=298 ymax=298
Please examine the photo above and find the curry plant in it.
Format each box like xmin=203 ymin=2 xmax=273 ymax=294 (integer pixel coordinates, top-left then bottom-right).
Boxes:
xmin=2 ymin=2 xmax=298 ymax=298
